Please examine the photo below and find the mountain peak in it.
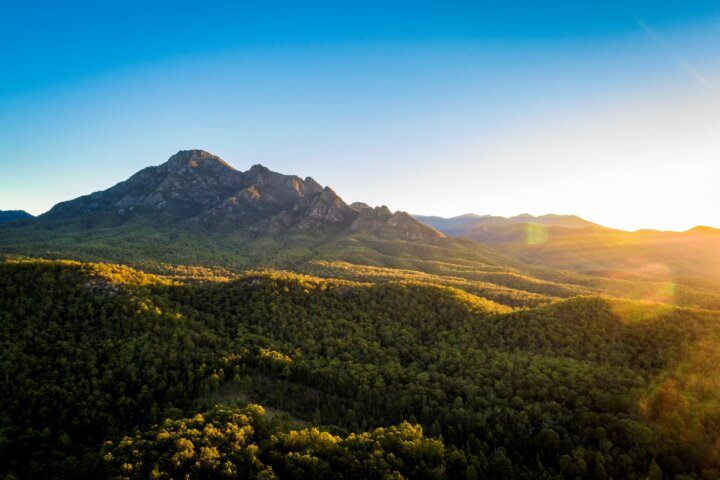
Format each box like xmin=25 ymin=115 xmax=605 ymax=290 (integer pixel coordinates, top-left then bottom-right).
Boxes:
xmin=248 ymin=163 xmax=270 ymax=174
xmin=164 ymin=149 xmax=234 ymax=172
xmin=304 ymin=176 xmax=322 ymax=192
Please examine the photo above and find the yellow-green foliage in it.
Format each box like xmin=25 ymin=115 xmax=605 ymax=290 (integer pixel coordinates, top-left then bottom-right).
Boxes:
xmin=5 ymin=257 xmax=176 ymax=286
xmin=310 ymin=260 xmax=556 ymax=308
xmin=83 ymin=261 xmax=177 ymax=286
xmin=258 ymin=348 xmax=293 ymax=365
xmin=153 ymin=263 xmax=240 ymax=283
xmin=393 ymin=280 xmax=512 ymax=314
xmin=102 ymin=404 xmax=445 ymax=479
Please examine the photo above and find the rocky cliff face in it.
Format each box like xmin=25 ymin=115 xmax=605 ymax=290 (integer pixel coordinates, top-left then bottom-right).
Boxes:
xmin=350 ymin=206 xmax=443 ymax=241
xmin=42 ymin=150 xmax=443 ymax=241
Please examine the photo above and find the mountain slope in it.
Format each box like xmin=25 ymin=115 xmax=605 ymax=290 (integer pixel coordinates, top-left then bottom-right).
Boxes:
xmin=494 ymin=224 xmax=720 ymax=282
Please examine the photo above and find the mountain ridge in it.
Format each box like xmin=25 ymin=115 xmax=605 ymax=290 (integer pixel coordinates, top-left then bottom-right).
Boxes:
xmin=414 ymin=212 xmax=720 ymax=236
xmin=39 ymin=149 xmax=442 ymax=241
xmin=413 ymin=212 xmax=601 ymax=237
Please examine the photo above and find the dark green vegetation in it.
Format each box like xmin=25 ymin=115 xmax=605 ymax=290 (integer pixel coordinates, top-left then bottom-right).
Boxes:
xmin=2 ymin=259 xmax=720 ymax=479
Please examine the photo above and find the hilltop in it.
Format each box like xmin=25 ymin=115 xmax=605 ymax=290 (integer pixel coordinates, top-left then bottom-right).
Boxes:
xmin=0 ymin=210 xmax=34 ymax=224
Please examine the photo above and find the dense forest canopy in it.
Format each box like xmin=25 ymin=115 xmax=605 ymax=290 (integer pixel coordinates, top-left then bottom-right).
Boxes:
xmin=2 ymin=259 xmax=719 ymax=479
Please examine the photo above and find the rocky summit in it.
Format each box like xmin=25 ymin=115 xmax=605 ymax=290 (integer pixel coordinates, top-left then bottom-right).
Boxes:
xmin=41 ymin=149 xmax=442 ymax=241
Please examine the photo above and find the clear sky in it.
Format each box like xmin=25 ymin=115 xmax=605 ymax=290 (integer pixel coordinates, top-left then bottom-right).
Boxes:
xmin=2 ymin=1 xmax=720 ymax=231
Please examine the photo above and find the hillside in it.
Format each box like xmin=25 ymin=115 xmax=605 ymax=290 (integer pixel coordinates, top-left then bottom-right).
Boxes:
xmin=482 ymin=225 xmax=720 ymax=284
xmin=2 ymin=259 xmax=719 ymax=478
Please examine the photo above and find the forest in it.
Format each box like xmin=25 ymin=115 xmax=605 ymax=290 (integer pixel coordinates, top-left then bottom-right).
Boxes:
xmin=2 ymin=259 xmax=719 ymax=479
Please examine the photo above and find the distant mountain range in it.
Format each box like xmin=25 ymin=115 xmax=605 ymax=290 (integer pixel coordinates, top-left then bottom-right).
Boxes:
xmin=413 ymin=212 xmax=720 ymax=281
xmin=413 ymin=213 xmax=601 ymax=241
xmin=0 ymin=210 xmax=34 ymax=224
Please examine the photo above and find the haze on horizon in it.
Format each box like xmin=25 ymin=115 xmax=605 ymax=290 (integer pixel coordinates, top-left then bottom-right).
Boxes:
xmin=1 ymin=1 xmax=719 ymax=232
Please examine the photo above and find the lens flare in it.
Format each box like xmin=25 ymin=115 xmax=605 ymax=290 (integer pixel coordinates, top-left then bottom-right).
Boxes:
xmin=607 ymin=262 xmax=677 ymax=305
xmin=526 ymin=223 xmax=549 ymax=245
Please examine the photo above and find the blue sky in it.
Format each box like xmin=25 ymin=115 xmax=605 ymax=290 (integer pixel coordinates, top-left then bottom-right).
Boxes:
xmin=2 ymin=1 xmax=720 ymax=230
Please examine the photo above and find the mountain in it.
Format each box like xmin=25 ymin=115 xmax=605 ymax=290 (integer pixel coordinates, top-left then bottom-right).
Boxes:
xmin=43 ymin=149 xmax=442 ymax=240
xmin=414 ymin=213 xmax=599 ymax=237
xmin=0 ymin=210 xmax=34 ymax=224
xmin=0 ymin=150 xmax=448 ymax=269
